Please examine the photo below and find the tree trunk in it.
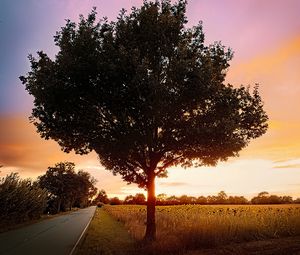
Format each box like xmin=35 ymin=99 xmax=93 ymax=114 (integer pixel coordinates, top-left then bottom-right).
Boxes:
xmin=57 ymin=198 xmax=61 ymax=213
xmin=144 ymin=172 xmax=156 ymax=241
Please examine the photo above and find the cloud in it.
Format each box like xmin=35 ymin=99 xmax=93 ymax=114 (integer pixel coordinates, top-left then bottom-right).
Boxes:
xmin=272 ymin=158 xmax=300 ymax=169
xmin=227 ymin=35 xmax=300 ymax=114
xmin=273 ymin=164 xmax=300 ymax=169
xmin=225 ymin=35 xmax=300 ymax=162
xmin=159 ymin=182 xmax=188 ymax=187
xmin=0 ymin=114 xmax=99 ymax=175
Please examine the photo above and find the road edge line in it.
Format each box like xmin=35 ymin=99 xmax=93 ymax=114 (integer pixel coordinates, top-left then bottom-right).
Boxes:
xmin=69 ymin=206 xmax=96 ymax=255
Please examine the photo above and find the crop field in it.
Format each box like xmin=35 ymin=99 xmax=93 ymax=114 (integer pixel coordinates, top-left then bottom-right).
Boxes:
xmin=104 ymin=204 xmax=300 ymax=254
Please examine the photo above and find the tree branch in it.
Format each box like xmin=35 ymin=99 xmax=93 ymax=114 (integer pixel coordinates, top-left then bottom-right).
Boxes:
xmin=155 ymin=155 xmax=183 ymax=176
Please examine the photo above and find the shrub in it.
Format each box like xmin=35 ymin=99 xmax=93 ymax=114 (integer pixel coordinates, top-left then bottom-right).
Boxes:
xmin=0 ymin=173 xmax=48 ymax=225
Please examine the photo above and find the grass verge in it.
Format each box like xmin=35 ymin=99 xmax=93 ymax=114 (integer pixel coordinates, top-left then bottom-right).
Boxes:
xmin=75 ymin=207 xmax=136 ymax=255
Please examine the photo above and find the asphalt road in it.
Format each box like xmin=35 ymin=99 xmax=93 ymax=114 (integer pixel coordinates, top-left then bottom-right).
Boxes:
xmin=0 ymin=206 xmax=96 ymax=255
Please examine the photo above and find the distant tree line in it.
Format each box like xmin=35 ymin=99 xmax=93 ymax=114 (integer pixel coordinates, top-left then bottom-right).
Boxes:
xmin=250 ymin=191 xmax=296 ymax=204
xmin=94 ymin=190 xmax=300 ymax=206
xmin=0 ymin=162 xmax=97 ymax=228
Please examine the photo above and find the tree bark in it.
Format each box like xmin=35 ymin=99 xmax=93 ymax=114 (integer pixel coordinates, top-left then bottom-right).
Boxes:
xmin=144 ymin=171 xmax=156 ymax=241
xmin=57 ymin=198 xmax=61 ymax=213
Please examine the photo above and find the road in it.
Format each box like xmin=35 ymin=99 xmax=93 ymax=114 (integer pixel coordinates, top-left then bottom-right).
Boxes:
xmin=0 ymin=206 xmax=96 ymax=255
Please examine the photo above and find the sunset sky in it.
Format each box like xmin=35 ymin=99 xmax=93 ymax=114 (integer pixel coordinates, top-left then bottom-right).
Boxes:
xmin=1 ymin=0 xmax=300 ymax=199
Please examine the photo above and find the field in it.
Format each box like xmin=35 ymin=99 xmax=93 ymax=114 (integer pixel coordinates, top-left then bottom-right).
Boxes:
xmin=103 ymin=204 xmax=300 ymax=254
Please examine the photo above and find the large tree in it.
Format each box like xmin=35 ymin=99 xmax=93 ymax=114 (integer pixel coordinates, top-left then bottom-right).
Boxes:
xmin=20 ymin=0 xmax=268 ymax=240
xmin=39 ymin=162 xmax=97 ymax=212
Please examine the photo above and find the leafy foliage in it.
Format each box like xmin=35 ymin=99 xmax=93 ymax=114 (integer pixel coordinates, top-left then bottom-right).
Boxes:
xmin=20 ymin=0 xmax=268 ymax=189
xmin=94 ymin=189 xmax=109 ymax=204
xmin=124 ymin=193 xmax=146 ymax=205
xmin=251 ymin=192 xmax=293 ymax=204
xmin=0 ymin=173 xmax=47 ymax=225
xmin=38 ymin=162 xmax=97 ymax=213
xmin=20 ymin=0 xmax=268 ymax=240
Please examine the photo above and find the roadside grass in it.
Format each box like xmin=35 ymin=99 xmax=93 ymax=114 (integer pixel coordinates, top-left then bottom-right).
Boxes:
xmin=75 ymin=207 xmax=136 ymax=255
xmin=74 ymin=205 xmax=300 ymax=255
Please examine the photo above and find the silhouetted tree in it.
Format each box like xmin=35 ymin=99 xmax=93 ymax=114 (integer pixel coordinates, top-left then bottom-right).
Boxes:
xmin=39 ymin=162 xmax=76 ymax=213
xmin=124 ymin=193 xmax=146 ymax=204
xmin=295 ymin=198 xmax=300 ymax=204
xmin=38 ymin=162 xmax=97 ymax=212
xmin=217 ymin=191 xmax=228 ymax=204
xmin=0 ymin=173 xmax=47 ymax=224
xmin=124 ymin=195 xmax=135 ymax=204
xmin=95 ymin=189 xmax=109 ymax=204
xmin=227 ymin=195 xmax=248 ymax=204
xmin=179 ymin=195 xmax=196 ymax=204
xmin=250 ymin=192 xmax=293 ymax=204
xmin=166 ymin=195 xmax=180 ymax=205
xmin=258 ymin=191 xmax=269 ymax=197
xmin=196 ymin=196 xmax=207 ymax=204
xmin=74 ymin=170 xmax=97 ymax=208
xmin=20 ymin=0 xmax=268 ymax=240
xmin=156 ymin=193 xmax=167 ymax=205
xmin=109 ymin=197 xmax=122 ymax=205
xmin=134 ymin=193 xmax=146 ymax=205
xmin=281 ymin=196 xmax=293 ymax=204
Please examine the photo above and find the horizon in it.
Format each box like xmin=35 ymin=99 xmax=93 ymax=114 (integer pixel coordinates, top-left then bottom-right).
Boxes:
xmin=1 ymin=0 xmax=300 ymax=199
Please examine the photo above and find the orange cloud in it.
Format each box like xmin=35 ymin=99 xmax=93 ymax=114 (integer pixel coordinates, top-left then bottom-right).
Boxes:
xmin=0 ymin=115 xmax=136 ymax=196
xmin=227 ymin=35 xmax=300 ymax=119
xmin=0 ymin=114 xmax=97 ymax=175
xmin=274 ymin=164 xmax=300 ymax=169
xmin=226 ymin=35 xmax=300 ymax=162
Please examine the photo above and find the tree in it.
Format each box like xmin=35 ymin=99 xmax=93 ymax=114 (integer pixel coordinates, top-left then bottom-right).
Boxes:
xmin=73 ymin=170 xmax=98 ymax=208
xmin=295 ymin=198 xmax=300 ymax=204
xmin=124 ymin=195 xmax=135 ymax=204
xmin=39 ymin=162 xmax=76 ymax=213
xmin=95 ymin=189 xmax=109 ymax=204
xmin=179 ymin=195 xmax=196 ymax=204
xmin=227 ymin=195 xmax=248 ymax=204
xmin=156 ymin=193 xmax=167 ymax=205
xmin=0 ymin=173 xmax=47 ymax=224
xmin=258 ymin=191 xmax=269 ymax=197
xmin=20 ymin=0 xmax=268 ymax=240
xmin=196 ymin=196 xmax=207 ymax=205
xmin=124 ymin=193 xmax=146 ymax=204
xmin=281 ymin=196 xmax=293 ymax=204
xmin=109 ymin=197 xmax=122 ymax=205
xmin=217 ymin=191 xmax=228 ymax=204
xmin=39 ymin=162 xmax=97 ymax=212
xmin=134 ymin=193 xmax=146 ymax=204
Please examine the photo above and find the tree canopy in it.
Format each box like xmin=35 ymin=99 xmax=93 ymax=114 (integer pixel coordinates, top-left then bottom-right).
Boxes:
xmin=20 ymin=0 xmax=268 ymax=240
xmin=39 ymin=162 xmax=97 ymax=212
xmin=0 ymin=173 xmax=47 ymax=224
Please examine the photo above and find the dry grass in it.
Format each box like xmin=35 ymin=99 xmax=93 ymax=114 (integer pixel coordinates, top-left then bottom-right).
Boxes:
xmin=104 ymin=204 xmax=300 ymax=254
xmin=75 ymin=207 xmax=135 ymax=255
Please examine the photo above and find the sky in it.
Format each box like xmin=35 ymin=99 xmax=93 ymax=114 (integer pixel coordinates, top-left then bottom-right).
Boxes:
xmin=1 ymin=0 xmax=300 ymax=199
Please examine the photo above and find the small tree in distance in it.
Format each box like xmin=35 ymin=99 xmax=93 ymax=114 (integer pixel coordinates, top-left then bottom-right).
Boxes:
xmin=20 ymin=0 xmax=268 ymax=240
xmin=95 ymin=189 xmax=109 ymax=204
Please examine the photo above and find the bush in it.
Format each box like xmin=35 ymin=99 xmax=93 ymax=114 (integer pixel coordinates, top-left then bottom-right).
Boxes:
xmin=97 ymin=202 xmax=105 ymax=208
xmin=0 ymin=173 xmax=48 ymax=225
